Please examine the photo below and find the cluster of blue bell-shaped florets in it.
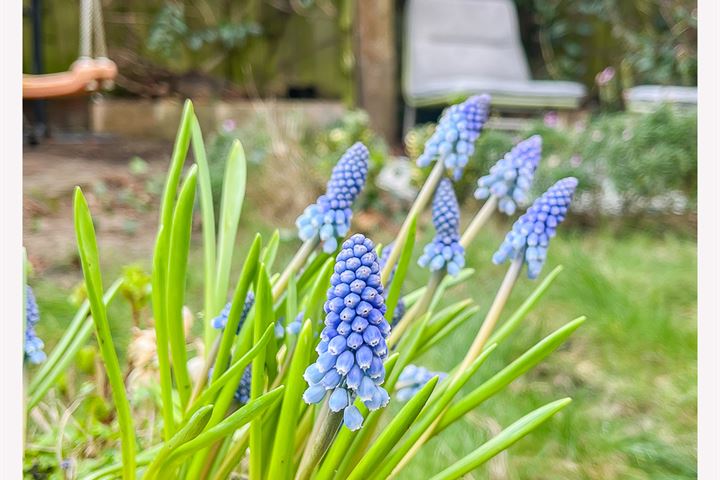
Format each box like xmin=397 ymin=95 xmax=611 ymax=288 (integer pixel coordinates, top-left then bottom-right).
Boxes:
xmin=296 ymin=143 xmax=369 ymax=253
xmin=475 ymin=135 xmax=543 ymax=215
xmin=417 ymin=95 xmax=491 ymax=180
xmin=303 ymin=234 xmax=391 ymax=431
xmin=418 ymin=179 xmax=465 ymax=276
xmin=212 ymin=292 xmax=255 ymax=333
xmin=25 ymin=285 xmax=46 ymax=364
xmin=396 ymin=364 xmax=447 ymax=402
xmin=377 ymin=242 xmax=406 ymax=326
xmin=493 ymin=177 xmax=578 ymax=279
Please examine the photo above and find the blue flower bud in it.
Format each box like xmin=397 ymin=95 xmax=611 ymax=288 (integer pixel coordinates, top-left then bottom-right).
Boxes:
xmin=344 ymin=405 xmax=364 ymax=431
xmin=475 ymin=135 xmax=542 ymax=215
xmin=493 ymin=177 xmax=578 ymax=279
xmin=296 ymin=143 xmax=370 ymax=253
xmin=418 ymin=179 xmax=465 ymax=276
xmin=417 ymin=95 xmax=491 ymax=180
xmin=396 ymin=364 xmax=447 ymax=402
xmin=212 ymin=292 xmax=255 ymax=334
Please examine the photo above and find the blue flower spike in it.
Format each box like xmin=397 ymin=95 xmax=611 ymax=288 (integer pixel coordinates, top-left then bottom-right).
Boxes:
xmin=303 ymin=233 xmax=391 ymax=431
xmin=396 ymin=364 xmax=447 ymax=402
xmin=418 ymin=178 xmax=466 ymax=276
xmin=25 ymin=285 xmax=46 ymax=364
xmin=475 ymin=135 xmax=543 ymax=215
xmin=211 ymin=292 xmax=255 ymax=333
xmin=417 ymin=95 xmax=491 ymax=180
xmin=296 ymin=143 xmax=370 ymax=253
xmin=493 ymin=177 xmax=578 ymax=279
xmin=208 ymin=364 xmax=252 ymax=404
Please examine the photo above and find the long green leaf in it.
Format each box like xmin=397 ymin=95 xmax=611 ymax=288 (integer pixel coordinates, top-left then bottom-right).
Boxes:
xmin=166 ymin=165 xmax=198 ymax=410
xmin=347 ymin=376 xmax=439 ymax=480
xmin=414 ymin=306 xmax=479 ymax=358
xmin=166 ymin=386 xmax=285 ymax=465
xmin=151 ymin=225 xmax=175 ymax=439
xmin=190 ymin=115 xmax=218 ymax=349
xmin=267 ymin=319 xmax=314 ymax=480
xmin=212 ymin=234 xmax=262 ymax=383
xmin=250 ymin=264 xmax=273 ymax=479
xmin=438 ymin=316 xmax=586 ymax=432
xmin=403 ymin=268 xmax=475 ymax=308
xmin=488 ymin=265 xmax=564 ymax=346
xmin=262 ymin=229 xmax=281 ymax=272
xmin=28 ymin=278 xmax=122 ymax=404
xmin=143 ymin=405 xmax=214 ymax=480
xmin=384 ymin=214 xmax=416 ymax=322
xmin=73 ymin=188 xmax=136 ymax=480
xmin=213 ymin=140 xmax=247 ymax=325
xmin=420 ymin=299 xmax=474 ymax=344
xmin=429 ymin=398 xmax=572 ymax=480
xmin=304 ymin=258 xmax=335 ymax=335
xmin=159 ymin=100 xmax=194 ymax=230
xmin=190 ymin=324 xmax=274 ymax=417
xmin=371 ymin=345 xmax=497 ymax=480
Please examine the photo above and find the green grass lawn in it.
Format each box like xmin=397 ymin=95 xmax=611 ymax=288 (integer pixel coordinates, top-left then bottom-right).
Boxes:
xmin=29 ymin=214 xmax=696 ymax=479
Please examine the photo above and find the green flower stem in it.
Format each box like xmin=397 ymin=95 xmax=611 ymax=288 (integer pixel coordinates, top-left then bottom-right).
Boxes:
xmin=388 ymin=270 xmax=443 ymax=347
xmin=381 ymin=161 xmax=445 ymax=284
xmin=273 ymin=237 xmax=319 ymax=301
xmin=460 ymin=195 xmax=498 ymax=248
xmin=210 ymin=426 xmax=250 ymax=480
xmin=295 ymin=401 xmax=343 ymax=480
xmin=390 ymin=256 xmax=524 ymax=475
xmin=456 ymin=255 xmax=524 ymax=373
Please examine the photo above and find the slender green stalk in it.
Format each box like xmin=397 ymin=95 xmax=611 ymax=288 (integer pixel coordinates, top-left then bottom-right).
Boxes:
xmin=390 ymin=257 xmax=524 ymax=475
xmin=211 ymin=426 xmax=250 ymax=480
xmin=190 ymin=115 xmax=218 ymax=352
xmin=389 ymin=271 xmax=443 ymax=347
xmin=456 ymin=256 xmax=524 ymax=373
xmin=273 ymin=237 xmax=319 ymax=300
xmin=73 ymin=188 xmax=136 ymax=480
xmin=295 ymin=402 xmax=343 ymax=480
xmin=381 ymin=161 xmax=445 ymax=284
xmin=459 ymin=195 xmax=498 ymax=248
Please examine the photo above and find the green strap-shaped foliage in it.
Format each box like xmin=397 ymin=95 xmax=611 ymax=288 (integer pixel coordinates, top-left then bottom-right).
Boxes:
xmin=429 ymin=398 xmax=572 ymax=480
xmin=73 ymin=188 xmax=136 ymax=480
xmin=267 ymin=319 xmax=314 ymax=480
xmin=166 ymin=165 xmax=199 ymax=410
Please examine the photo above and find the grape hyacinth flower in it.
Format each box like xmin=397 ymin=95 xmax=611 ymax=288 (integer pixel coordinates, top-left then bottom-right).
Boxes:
xmin=25 ymin=285 xmax=46 ymax=364
xmin=377 ymin=243 xmax=406 ymax=326
xmin=208 ymin=364 xmax=252 ymax=404
xmin=396 ymin=364 xmax=447 ymax=402
xmin=286 ymin=311 xmax=304 ymax=336
xmin=212 ymin=292 xmax=255 ymax=333
xmin=303 ymin=234 xmax=391 ymax=431
xmin=475 ymin=135 xmax=542 ymax=215
xmin=417 ymin=95 xmax=491 ymax=180
xmin=418 ymin=179 xmax=465 ymax=276
xmin=296 ymin=143 xmax=369 ymax=253
xmin=493 ymin=177 xmax=578 ymax=279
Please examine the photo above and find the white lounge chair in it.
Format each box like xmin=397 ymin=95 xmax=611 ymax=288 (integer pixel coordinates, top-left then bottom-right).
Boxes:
xmin=403 ymin=0 xmax=586 ymax=131
xmin=624 ymin=85 xmax=697 ymax=113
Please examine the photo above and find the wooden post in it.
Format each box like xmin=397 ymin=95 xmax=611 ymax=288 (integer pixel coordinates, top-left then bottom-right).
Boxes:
xmin=354 ymin=0 xmax=398 ymax=143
